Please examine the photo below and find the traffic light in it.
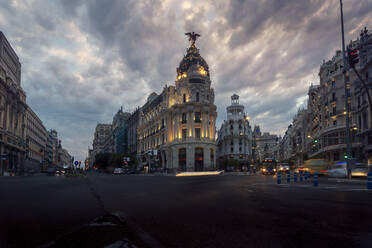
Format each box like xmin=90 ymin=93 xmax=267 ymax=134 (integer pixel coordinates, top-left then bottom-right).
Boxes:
xmin=344 ymin=153 xmax=348 ymax=159
xmin=314 ymin=139 xmax=318 ymax=144
xmin=347 ymin=47 xmax=359 ymax=68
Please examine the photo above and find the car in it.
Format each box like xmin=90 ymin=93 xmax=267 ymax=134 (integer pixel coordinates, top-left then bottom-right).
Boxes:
xmin=351 ymin=166 xmax=368 ymax=177
xmin=278 ymin=164 xmax=290 ymax=173
xmin=113 ymin=168 xmax=124 ymax=175
xmin=326 ymin=167 xmax=347 ymax=178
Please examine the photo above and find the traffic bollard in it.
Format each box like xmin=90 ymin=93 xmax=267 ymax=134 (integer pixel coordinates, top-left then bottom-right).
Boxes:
xmin=294 ymin=172 xmax=298 ymax=183
xmin=287 ymin=171 xmax=290 ymax=183
xmin=277 ymin=172 xmax=281 ymax=184
xmin=367 ymin=172 xmax=372 ymax=190
xmin=300 ymin=171 xmax=303 ymax=182
xmin=314 ymin=172 xmax=318 ymax=187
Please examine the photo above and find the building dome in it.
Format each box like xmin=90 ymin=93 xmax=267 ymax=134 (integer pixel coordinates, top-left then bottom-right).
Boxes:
xmin=177 ymin=44 xmax=210 ymax=79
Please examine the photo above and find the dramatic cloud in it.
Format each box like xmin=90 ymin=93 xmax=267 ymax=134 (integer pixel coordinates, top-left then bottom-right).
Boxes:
xmin=0 ymin=0 xmax=371 ymax=160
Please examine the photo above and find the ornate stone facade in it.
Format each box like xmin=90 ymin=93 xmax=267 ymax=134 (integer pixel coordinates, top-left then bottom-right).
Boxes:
xmin=0 ymin=32 xmax=27 ymax=176
xmin=217 ymin=94 xmax=253 ymax=163
xmin=137 ymin=34 xmax=217 ymax=172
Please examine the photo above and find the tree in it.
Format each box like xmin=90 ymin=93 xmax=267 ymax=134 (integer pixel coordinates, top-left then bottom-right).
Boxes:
xmin=94 ymin=153 xmax=111 ymax=170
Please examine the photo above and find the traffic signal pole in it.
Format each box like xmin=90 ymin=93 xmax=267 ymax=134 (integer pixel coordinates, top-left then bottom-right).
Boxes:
xmin=340 ymin=0 xmax=352 ymax=178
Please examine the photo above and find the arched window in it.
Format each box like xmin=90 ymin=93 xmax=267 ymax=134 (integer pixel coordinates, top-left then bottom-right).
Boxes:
xmin=196 ymin=92 xmax=199 ymax=102
xmin=183 ymin=94 xmax=186 ymax=103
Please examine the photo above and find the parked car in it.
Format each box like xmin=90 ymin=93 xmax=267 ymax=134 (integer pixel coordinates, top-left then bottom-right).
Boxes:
xmin=113 ymin=168 xmax=124 ymax=175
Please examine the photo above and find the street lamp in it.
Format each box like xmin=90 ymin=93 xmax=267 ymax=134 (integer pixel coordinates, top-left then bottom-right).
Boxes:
xmin=340 ymin=0 xmax=352 ymax=178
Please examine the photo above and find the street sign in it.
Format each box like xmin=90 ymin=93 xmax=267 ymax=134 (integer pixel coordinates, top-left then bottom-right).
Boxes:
xmin=74 ymin=161 xmax=79 ymax=166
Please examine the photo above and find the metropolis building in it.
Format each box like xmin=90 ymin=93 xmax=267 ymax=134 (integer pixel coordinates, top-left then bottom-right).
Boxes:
xmin=137 ymin=33 xmax=217 ymax=172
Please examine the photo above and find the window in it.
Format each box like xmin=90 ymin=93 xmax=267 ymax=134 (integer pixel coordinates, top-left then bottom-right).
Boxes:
xmin=358 ymin=115 xmax=362 ymax=130
xmin=182 ymin=129 xmax=187 ymax=139
xmin=363 ymin=111 xmax=368 ymax=129
xmin=182 ymin=113 xmax=187 ymax=124
xmin=332 ymin=93 xmax=336 ymax=101
xmin=195 ymin=128 xmax=201 ymax=139
xmin=230 ymin=147 xmax=233 ymax=152
xmin=195 ymin=112 xmax=201 ymax=123
xmin=196 ymin=92 xmax=199 ymax=102
xmin=239 ymin=147 xmax=242 ymax=152
xmin=183 ymin=94 xmax=186 ymax=103
xmin=161 ymin=119 xmax=165 ymax=128
xmin=333 ymin=152 xmax=340 ymax=161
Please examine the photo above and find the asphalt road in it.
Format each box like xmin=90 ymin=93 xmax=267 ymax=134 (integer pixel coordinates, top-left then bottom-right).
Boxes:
xmin=1 ymin=174 xmax=372 ymax=248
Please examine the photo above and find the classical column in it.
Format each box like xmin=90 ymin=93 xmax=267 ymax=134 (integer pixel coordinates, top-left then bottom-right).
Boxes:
xmin=191 ymin=111 xmax=194 ymax=138
xmin=187 ymin=111 xmax=191 ymax=138
xmin=202 ymin=112 xmax=206 ymax=138
xmin=207 ymin=113 xmax=210 ymax=139
xmin=175 ymin=112 xmax=179 ymax=140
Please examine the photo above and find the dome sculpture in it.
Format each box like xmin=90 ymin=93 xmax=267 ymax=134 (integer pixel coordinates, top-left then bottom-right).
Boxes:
xmin=176 ymin=32 xmax=210 ymax=79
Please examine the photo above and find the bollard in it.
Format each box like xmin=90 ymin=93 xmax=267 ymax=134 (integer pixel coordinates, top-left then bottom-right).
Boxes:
xmin=314 ymin=172 xmax=318 ymax=187
xmin=294 ymin=172 xmax=298 ymax=183
xmin=367 ymin=172 xmax=372 ymax=190
xmin=300 ymin=171 xmax=303 ymax=182
xmin=287 ymin=171 xmax=290 ymax=183
xmin=305 ymin=171 xmax=310 ymax=180
xmin=277 ymin=172 xmax=281 ymax=184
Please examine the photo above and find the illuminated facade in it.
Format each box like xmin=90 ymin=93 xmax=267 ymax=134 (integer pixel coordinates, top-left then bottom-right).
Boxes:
xmin=137 ymin=33 xmax=217 ymax=172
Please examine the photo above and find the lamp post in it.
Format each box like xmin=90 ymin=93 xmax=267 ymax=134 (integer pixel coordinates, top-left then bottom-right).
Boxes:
xmin=340 ymin=0 xmax=352 ymax=178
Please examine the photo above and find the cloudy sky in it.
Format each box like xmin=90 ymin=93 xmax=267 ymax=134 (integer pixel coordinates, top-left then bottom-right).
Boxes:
xmin=0 ymin=0 xmax=371 ymax=160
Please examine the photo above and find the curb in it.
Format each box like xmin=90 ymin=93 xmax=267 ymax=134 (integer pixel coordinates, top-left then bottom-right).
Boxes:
xmin=327 ymin=178 xmax=366 ymax=184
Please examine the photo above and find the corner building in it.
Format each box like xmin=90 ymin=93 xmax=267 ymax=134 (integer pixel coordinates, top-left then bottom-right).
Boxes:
xmin=137 ymin=35 xmax=217 ymax=172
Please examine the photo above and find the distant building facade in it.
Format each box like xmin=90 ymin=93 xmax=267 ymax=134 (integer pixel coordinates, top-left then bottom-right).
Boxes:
xmin=24 ymin=106 xmax=47 ymax=173
xmin=217 ymin=94 xmax=253 ymax=162
xmin=91 ymin=123 xmax=112 ymax=164
xmin=112 ymin=107 xmax=131 ymax=154
xmin=127 ymin=108 xmax=140 ymax=156
xmin=253 ymin=125 xmax=279 ymax=163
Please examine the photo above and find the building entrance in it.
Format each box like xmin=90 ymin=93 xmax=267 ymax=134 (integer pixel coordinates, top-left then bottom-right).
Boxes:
xmin=195 ymin=148 xmax=204 ymax=171
xmin=178 ymin=148 xmax=186 ymax=171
